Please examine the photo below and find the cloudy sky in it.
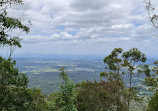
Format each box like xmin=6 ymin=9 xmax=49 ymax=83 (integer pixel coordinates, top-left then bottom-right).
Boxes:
xmin=3 ymin=0 xmax=158 ymax=57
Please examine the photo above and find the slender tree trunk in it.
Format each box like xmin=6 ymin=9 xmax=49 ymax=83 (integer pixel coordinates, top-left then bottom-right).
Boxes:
xmin=127 ymin=73 xmax=132 ymax=111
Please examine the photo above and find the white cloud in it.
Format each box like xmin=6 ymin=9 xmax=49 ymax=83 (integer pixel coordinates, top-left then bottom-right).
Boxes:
xmin=51 ymin=32 xmax=74 ymax=40
xmin=5 ymin=0 xmax=158 ymax=56
xmin=111 ymin=24 xmax=134 ymax=29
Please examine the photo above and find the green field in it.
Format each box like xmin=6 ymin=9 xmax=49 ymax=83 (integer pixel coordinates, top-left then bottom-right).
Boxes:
xmin=16 ymin=58 xmax=104 ymax=93
xmin=15 ymin=56 xmax=156 ymax=94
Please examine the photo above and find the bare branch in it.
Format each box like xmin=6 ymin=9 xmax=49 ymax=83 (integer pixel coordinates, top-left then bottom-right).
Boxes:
xmin=145 ymin=0 xmax=158 ymax=28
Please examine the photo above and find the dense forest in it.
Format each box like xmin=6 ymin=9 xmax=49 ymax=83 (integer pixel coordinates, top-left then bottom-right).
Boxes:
xmin=1 ymin=0 xmax=158 ymax=111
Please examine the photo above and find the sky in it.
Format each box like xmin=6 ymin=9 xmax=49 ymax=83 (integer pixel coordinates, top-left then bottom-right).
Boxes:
xmin=2 ymin=0 xmax=158 ymax=57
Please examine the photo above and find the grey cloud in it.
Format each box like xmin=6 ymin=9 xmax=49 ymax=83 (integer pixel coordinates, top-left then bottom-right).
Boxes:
xmin=6 ymin=0 xmax=158 ymax=56
xmin=70 ymin=0 xmax=107 ymax=11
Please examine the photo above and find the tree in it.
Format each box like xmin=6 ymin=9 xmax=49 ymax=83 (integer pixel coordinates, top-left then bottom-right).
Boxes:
xmin=143 ymin=61 xmax=158 ymax=91
xmin=27 ymin=88 xmax=48 ymax=111
xmin=100 ymin=48 xmax=147 ymax=111
xmin=100 ymin=48 xmax=128 ymax=111
xmin=0 ymin=0 xmax=34 ymax=110
xmin=55 ymin=67 xmax=77 ymax=111
xmin=0 ymin=57 xmax=33 ymax=111
xmin=0 ymin=0 xmax=22 ymax=5
xmin=0 ymin=10 xmax=29 ymax=47
xmin=142 ymin=60 xmax=158 ymax=111
xmin=0 ymin=0 xmax=29 ymax=58
xmin=147 ymin=91 xmax=158 ymax=111
xmin=0 ymin=58 xmax=49 ymax=111
xmin=122 ymin=48 xmax=146 ymax=110
xmin=47 ymin=92 xmax=59 ymax=111
xmin=145 ymin=0 xmax=158 ymax=29
xmin=76 ymin=80 xmax=127 ymax=111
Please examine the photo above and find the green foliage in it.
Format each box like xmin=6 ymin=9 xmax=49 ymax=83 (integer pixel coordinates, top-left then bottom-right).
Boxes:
xmin=147 ymin=91 xmax=158 ymax=111
xmin=0 ymin=10 xmax=29 ymax=48
xmin=101 ymin=48 xmax=147 ymax=111
xmin=122 ymin=48 xmax=147 ymax=110
xmin=143 ymin=61 xmax=158 ymax=91
xmin=0 ymin=0 xmax=23 ymax=5
xmin=142 ymin=60 xmax=158 ymax=110
xmin=27 ymin=88 xmax=48 ymax=111
xmin=0 ymin=57 xmax=33 ymax=111
xmin=0 ymin=2 xmax=33 ymax=110
xmin=101 ymin=48 xmax=124 ymax=82
xmin=47 ymin=92 xmax=59 ymax=111
xmin=122 ymin=48 xmax=146 ymax=63
xmin=101 ymin=48 xmax=127 ymax=111
xmin=0 ymin=57 xmax=49 ymax=111
xmin=55 ymin=67 xmax=77 ymax=111
xmin=76 ymin=80 xmax=127 ymax=111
